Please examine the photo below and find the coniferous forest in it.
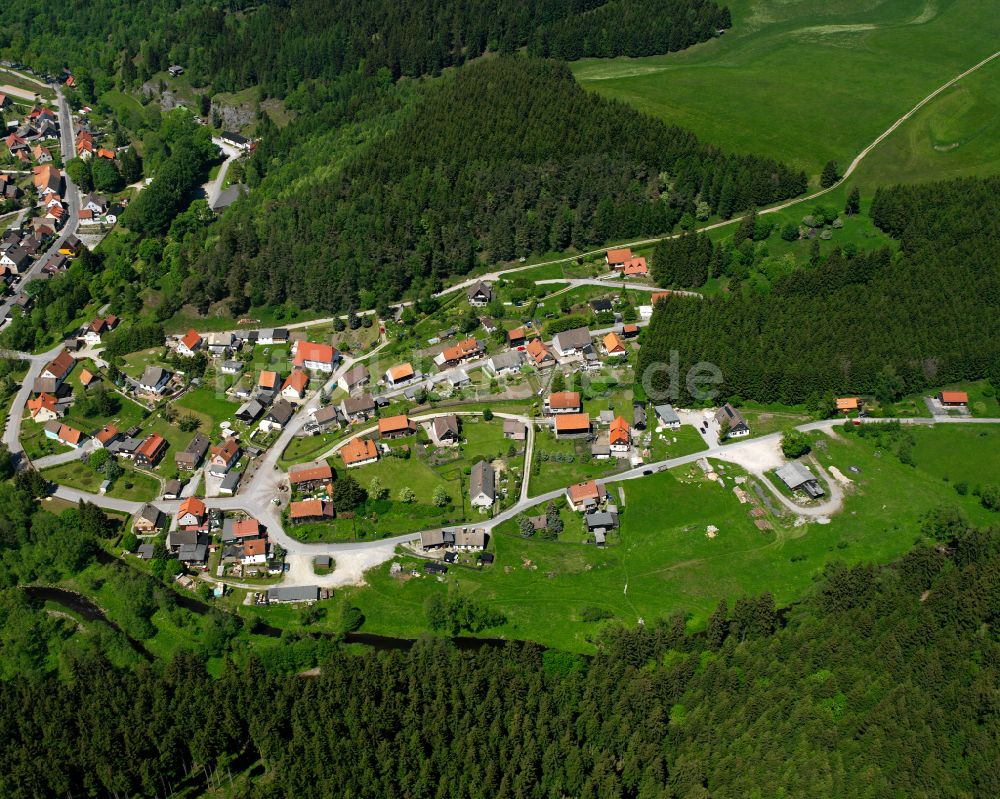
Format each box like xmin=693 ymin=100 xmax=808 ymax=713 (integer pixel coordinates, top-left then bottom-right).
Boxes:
xmin=638 ymin=176 xmax=1000 ymax=406
xmin=2 ymin=500 xmax=999 ymax=798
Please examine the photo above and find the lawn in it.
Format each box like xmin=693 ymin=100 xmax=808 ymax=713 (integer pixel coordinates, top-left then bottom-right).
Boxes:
xmin=20 ymin=419 xmax=71 ymax=460
xmin=120 ymin=348 xmax=172 ymax=381
xmin=42 ymin=460 xmax=160 ymax=502
xmin=280 ymin=429 xmax=346 ymax=468
xmin=529 ymin=428 xmax=630 ymax=495
xmin=739 ymin=405 xmax=813 ymax=439
xmin=891 ymin=379 xmax=1000 ymax=419
xmin=173 ymin=386 xmax=242 ymax=430
xmin=571 ymin=0 xmax=1000 ymax=184
xmin=342 ymin=423 xmax=999 ymax=651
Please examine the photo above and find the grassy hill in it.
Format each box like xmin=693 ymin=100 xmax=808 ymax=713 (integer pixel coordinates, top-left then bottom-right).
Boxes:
xmin=570 ymin=0 xmax=1000 ymax=185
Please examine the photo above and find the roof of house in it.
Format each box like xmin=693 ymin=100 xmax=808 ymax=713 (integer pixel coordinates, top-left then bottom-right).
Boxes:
xmin=140 ymin=365 xmax=169 ymax=387
xmin=220 ymin=470 xmax=242 ymax=491
xmin=715 ymin=403 xmax=748 ymax=429
xmin=282 ymin=370 xmax=309 ymax=394
xmin=289 ymin=464 xmax=334 ymax=485
xmin=340 ymin=437 xmax=378 ymax=466
xmin=568 ymin=480 xmax=601 ymax=505
xmin=650 ymin=291 xmax=671 ymax=305
xmin=609 ymin=416 xmax=630 ymax=445
xmin=313 ymin=405 xmax=339 ymax=425
xmin=180 ymin=329 xmax=201 ymax=350
xmin=653 ymin=404 xmax=680 ymax=424
xmin=267 ymin=585 xmax=320 ymax=602
xmin=341 ymin=394 xmax=376 ymax=415
xmin=439 ymin=337 xmax=481 ymax=363
xmin=211 ymin=438 xmax=240 ymax=461
xmin=455 ymin=528 xmax=485 ymax=548
xmin=467 ymin=280 xmax=492 ymax=299
xmin=940 ymin=391 xmax=968 ymax=403
xmin=136 ymin=504 xmax=163 ymax=526
xmin=387 ymin=363 xmax=414 ymax=382
xmin=470 ymin=460 xmax=495 ymax=500
xmin=552 ymin=327 xmax=592 ymax=351
xmin=44 ymin=349 xmax=74 ymax=380
xmin=231 ymin=518 xmax=262 ymax=538
xmin=836 ymin=397 xmax=860 ymax=411
xmin=490 ymin=350 xmax=524 ymax=371
xmin=378 ymin=414 xmax=413 ymax=435
xmin=622 ymin=323 xmax=639 ymax=335
xmin=503 ymin=418 xmax=526 ymax=439
xmin=242 ymin=537 xmax=266 ymax=558
xmin=526 ymin=338 xmax=552 ymax=364
xmin=603 ymin=332 xmax=626 ymax=353
xmin=507 ymin=326 xmax=525 ymax=341
xmin=340 ymin=363 xmax=369 ymax=386
xmin=554 ymin=413 xmax=590 ymax=432
xmin=95 ymin=424 xmax=119 ymax=445
xmin=289 ymin=499 xmax=334 ymax=520
xmin=57 ymin=424 xmax=83 ymax=445
xmin=258 ymin=370 xmax=279 ymax=390
xmin=79 ymin=368 xmax=98 ymax=386
xmin=27 ymin=393 xmax=57 ymax=417
xmin=607 ymin=247 xmax=632 ymax=264
xmin=294 ymin=340 xmax=336 ymax=366
xmin=267 ymin=399 xmax=294 ymax=425
xmin=431 ymin=415 xmax=460 ymax=440
xmin=548 ymin=391 xmax=581 ymax=410
xmin=178 ymin=497 xmax=206 ymax=519
xmin=136 ymin=433 xmax=165 ymax=460
xmin=622 ymin=256 xmax=648 ymax=276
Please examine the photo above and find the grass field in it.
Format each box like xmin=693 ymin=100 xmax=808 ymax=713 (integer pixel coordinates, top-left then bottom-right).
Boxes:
xmin=571 ymin=0 xmax=1000 ymax=184
xmin=341 ymin=423 xmax=999 ymax=650
xmin=173 ymin=386 xmax=242 ymax=431
xmin=42 ymin=460 xmax=159 ymax=502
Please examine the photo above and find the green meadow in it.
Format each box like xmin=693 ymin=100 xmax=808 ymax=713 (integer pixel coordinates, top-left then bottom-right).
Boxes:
xmin=571 ymin=0 xmax=1000 ymax=184
xmin=343 ymin=423 xmax=999 ymax=651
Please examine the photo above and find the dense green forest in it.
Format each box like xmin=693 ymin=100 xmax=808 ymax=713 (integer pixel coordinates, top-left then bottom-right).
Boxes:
xmin=2 ymin=477 xmax=998 ymax=798
xmin=177 ymin=57 xmax=805 ymax=313
xmin=0 ymin=0 xmax=728 ymax=97
xmin=638 ymin=176 xmax=1000 ymax=406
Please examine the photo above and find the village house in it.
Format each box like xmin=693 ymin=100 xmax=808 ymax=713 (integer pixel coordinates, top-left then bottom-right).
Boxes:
xmin=220 ymin=470 xmax=242 ymax=495
xmin=281 ymin=369 xmax=309 ymax=400
xmin=176 ymin=329 xmax=203 ymax=357
xmin=434 ymin=337 xmax=483 ymax=370
xmin=632 ymin=404 xmax=647 ymax=430
xmin=469 ymin=460 xmax=496 ymax=508
xmin=94 ymin=425 xmax=121 ymax=449
xmin=221 ymin=131 xmax=252 ymax=150
xmin=135 ymin=433 xmax=168 ymax=468
xmin=506 ymin=327 xmax=526 ymax=347
xmin=221 ymin=517 xmax=264 ymax=545
xmin=609 ymin=416 xmax=631 ymax=457
xmin=293 ymin=340 xmax=337 ymax=373
xmin=428 ymin=414 xmax=461 ymax=446
xmin=385 ymin=363 xmax=416 ymax=388
xmin=566 ymin=480 xmax=607 ymax=512
xmin=551 ymin=327 xmax=592 ymax=358
xmin=545 ymin=391 xmax=582 ymax=415
xmin=81 ymin=315 xmax=119 ymax=345
xmin=525 ymin=338 xmax=555 ymax=368
xmin=221 ymin=360 xmax=243 ymax=375
xmin=715 ymin=403 xmax=750 ymax=437
xmin=486 ymin=349 xmax=524 ymax=377
xmin=554 ymin=413 xmax=591 ymax=440
xmin=138 ymin=366 xmax=171 ymax=394
xmin=257 ymin=328 xmax=288 ymax=345
xmin=31 ymin=144 xmax=52 ymax=163
xmin=58 ymin=234 xmax=81 ymax=257
xmin=938 ymin=391 xmax=969 ymax=407
xmin=603 ymin=331 xmax=627 ymax=357
xmin=340 ymin=436 xmax=379 ymax=468
xmin=339 ymin=394 xmax=376 ymax=423
xmin=310 ymin=405 xmax=340 ymax=431
xmin=268 ymin=585 xmax=321 ymax=603
xmin=480 ymin=317 xmax=498 ymax=334
xmin=650 ymin=291 xmax=671 ymax=306
xmin=289 ymin=499 xmax=335 ymax=524
xmin=288 ymin=464 xmax=334 ymax=493
xmin=27 ymin=393 xmax=61 ymax=422
xmin=176 ymin=497 xmax=208 ymax=530
xmin=45 ymin=421 xmax=84 ymax=449
xmin=235 ymin=399 xmax=265 ymax=423
xmin=338 ymin=363 xmax=370 ymax=394
xmin=621 ymin=323 xmax=640 ymax=338
xmin=40 ymin=349 xmax=74 ymax=386
xmin=836 ymin=397 xmax=861 ymax=414
xmin=241 ymin=536 xmax=268 ymax=565
xmin=455 ymin=527 xmax=486 ymax=551
xmin=133 ymin=504 xmax=165 ymax=535
xmin=209 ymin=438 xmax=241 ymax=476
xmin=175 ymin=433 xmax=210 ymax=471
xmin=622 ymin=256 xmax=648 ymax=278
xmin=162 ymin=479 xmax=184 ymax=500
xmin=466 ymin=280 xmax=493 ymax=307
xmin=205 ymin=332 xmax=235 ymax=357
xmin=261 ymin=398 xmax=294 ymax=432
xmin=257 ymin=370 xmax=281 ymax=397
xmin=605 ymin=247 xmax=633 ymax=269
xmin=378 ymin=414 xmax=416 ymax=440
xmin=0 ymin=247 xmax=31 ymax=274
xmin=503 ymin=418 xmax=527 ymax=441
xmin=654 ymin=404 xmax=681 ymax=430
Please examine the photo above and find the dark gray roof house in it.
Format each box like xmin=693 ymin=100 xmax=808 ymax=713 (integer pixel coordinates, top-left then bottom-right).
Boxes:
xmin=469 ymin=460 xmax=496 ymax=508
xmin=775 ymin=461 xmax=825 ymax=498
xmin=268 ymin=585 xmax=320 ymax=603
xmin=220 ymin=470 xmax=242 ymax=494
xmin=265 ymin=398 xmax=294 ymax=427
xmin=177 ymin=543 xmax=208 ymax=563
xmin=175 ymin=433 xmax=209 ymax=470
xmin=715 ymin=403 xmax=750 ymax=436
xmin=466 ymin=280 xmax=494 ymax=306
xmin=139 ymin=365 xmax=171 ymax=393
xmin=551 ymin=327 xmax=593 ymax=356
xmin=430 ymin=414 xmax=461 ymax=444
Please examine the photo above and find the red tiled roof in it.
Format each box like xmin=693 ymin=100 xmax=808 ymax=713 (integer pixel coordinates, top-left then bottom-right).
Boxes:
xmin=606 ymin=248 xmax=632 ymax=265
xmin=387 ymin=363 xmax=414 ymax=382
xmin=940 ymin=391 xmax=968 ymax=404
xmin=289 ymin=464 xmax=334 ymax=485
xmin=340 ymin=437 xmax=378 ymax=466
xmin=603 ymin=332 xmax=626 ymax=353
xmin=180 ymin=329 xmax=202 ymax=351
xmin=609 ymin=416 xmax=630 ymax=445
xmin=178 ymin=497 xmax=206 ymax=519
xmin=136 ymin=433 xmax=165 ymax=460
xmin=289 ymin=499 xmax=333 ymax=520
xmin=555 ymin=413 xmax=590 ymax=433
xmin=231 ymin=518 xmax=261 ymax=538
xmin=378 ymin=414 xmax=413 ymax=436
xmin=282 ymin=370 xmax=309 ymax=394
xmin=294 ymin=341 xmax=336 ymax=367
xmin=568 ymin=480 xmax=600 ymax=504
xmin=548 ymin=391 xmax=581 ymax=410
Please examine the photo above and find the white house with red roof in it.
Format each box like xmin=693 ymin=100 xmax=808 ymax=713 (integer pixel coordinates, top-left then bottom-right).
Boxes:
xmin=177 ymin=329 xmax=203 ymax=357
xmin=292 ymin=340 xmax=337 ymax=373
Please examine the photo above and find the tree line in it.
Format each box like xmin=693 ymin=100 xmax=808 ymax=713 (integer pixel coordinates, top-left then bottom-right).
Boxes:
xmin=638 ymin=176 xmax=1000 ymax=406
xmin=179 ymin=57 xmax=805 ymax=315
xmin=2 ymin=501 xmax=999 ymax=797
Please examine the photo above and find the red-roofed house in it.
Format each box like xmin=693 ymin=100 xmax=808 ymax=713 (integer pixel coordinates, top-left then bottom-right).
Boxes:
xmin=606 ymin=248 xmax=633 ymax=269
xmin=289 ymin=499 xmax=334 ymax=523
xmin=293 ymin=341 xmax=337 ymax=373
xmin=177 ymin=329 xmax=203 ymax=357
xmin=554 ymin=413 xmax=591 ymax=439
xmin=28 ymin=393 xmax=60 ymax=422
xmin=609 ymin=416 xmax=631 ymax=456
xmin=177 ymin=497 xmax=207 ymax=529
xmin=938 ymin=391 xmax=968 ymax=407
xmin=135 ymin=433 xmax=167 ymax=467
xmin=340 ymin=437 xmax=379 ymax=468
xmin=622 ymin=257 xmax=648 ymax=277
xmin=378 ymin=414 xmax=416 ymax=440
xmin=566 ymin=480 xmax=607 ymax=511
xmin=281 ymin=369 xmax=309 ymax=400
